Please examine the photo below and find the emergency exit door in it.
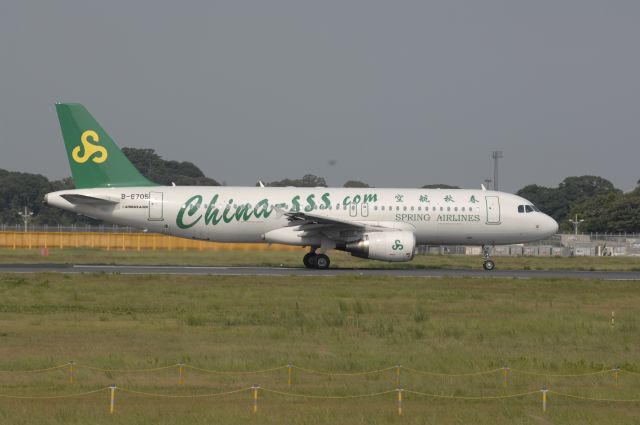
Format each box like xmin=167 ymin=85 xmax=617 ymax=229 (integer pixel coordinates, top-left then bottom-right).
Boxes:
xmin=485 ymin=196 xmax=501 ymax=224
xmin=148 ymin=192 xmax=164 ymax=221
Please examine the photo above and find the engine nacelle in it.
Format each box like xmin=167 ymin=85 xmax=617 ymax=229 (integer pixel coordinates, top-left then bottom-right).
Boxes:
xmin=339 ymin=231 xmax=415 ymax=262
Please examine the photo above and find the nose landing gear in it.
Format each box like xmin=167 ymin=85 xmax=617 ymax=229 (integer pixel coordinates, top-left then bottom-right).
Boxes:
xmin=303 ymin=249 xmax=331 ymax=269
xmin=482 ymin=245 xmax=495 ymax=271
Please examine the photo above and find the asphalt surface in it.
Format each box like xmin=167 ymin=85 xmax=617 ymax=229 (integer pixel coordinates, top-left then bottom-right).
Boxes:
xmin=1 ymin=264 xmax=639 ymax=280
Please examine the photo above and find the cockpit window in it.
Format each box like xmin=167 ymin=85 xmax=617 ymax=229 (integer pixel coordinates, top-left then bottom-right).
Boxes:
xmin=531 ymin=205 xmax=540 ymax=212
xmin=525 ymin=205 xmax=534 ymax=213
xmin=518 ymin=205 xmax=524 ymax=213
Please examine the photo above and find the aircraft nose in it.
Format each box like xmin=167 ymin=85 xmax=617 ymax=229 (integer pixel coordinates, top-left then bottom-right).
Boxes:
xmin=546 ymin=215 xmax=559 ymax=236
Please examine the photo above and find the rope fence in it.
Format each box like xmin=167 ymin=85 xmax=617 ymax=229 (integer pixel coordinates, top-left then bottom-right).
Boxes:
xmin=1 ymin=384 xmax=640 ymax=415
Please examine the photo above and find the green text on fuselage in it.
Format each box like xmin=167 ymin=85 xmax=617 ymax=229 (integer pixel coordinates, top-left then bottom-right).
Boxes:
xmin=176 ymin=192 xmax=379 ymax=229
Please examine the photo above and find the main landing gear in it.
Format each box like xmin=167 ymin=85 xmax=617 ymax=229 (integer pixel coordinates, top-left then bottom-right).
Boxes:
xmin=303 ymin=250 xmax=331 ymax=269
xmin=482 ymin=245 xmax=495 ymax=271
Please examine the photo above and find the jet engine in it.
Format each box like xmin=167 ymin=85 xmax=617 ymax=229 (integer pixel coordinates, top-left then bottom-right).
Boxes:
xmin=338 ymin=231 xmax=415 ymax=262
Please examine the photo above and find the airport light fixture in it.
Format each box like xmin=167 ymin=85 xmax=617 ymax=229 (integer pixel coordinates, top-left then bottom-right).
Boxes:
xmin=568 ymin=214 xmax=584 ymax=235
xmin=18 ymin=206 xmax=34 ymax=233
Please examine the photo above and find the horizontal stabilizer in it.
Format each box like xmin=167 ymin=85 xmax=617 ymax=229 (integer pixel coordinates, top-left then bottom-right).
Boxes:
xmin=60 ymin=194 xmax=119 ymax=205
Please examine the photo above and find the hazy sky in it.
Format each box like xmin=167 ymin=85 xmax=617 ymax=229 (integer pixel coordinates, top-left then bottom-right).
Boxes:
xmin=1 ymin=1 xmax=639 ymax=192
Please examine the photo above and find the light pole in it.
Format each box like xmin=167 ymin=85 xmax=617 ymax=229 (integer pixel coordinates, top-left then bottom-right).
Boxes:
xmin=491 ymin=150 xmax=503 ymax=191
xmin=568 ymin=214 xmax=584 ymax=235
xmin=17 ymin=206 xmax=34 ymax=233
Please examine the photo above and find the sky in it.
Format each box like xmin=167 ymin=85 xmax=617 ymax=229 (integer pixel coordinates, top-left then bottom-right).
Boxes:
xmin=1 ymin=1 xmax=639 ymax=193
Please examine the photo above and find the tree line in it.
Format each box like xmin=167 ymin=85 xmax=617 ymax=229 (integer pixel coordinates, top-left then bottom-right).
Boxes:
xmin=1 ymin=148 xmax=638 ymax=232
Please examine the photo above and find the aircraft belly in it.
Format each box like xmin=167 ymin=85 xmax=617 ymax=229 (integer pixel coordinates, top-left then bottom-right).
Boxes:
xmin=434 ymin=222 xmax=466 ymax=244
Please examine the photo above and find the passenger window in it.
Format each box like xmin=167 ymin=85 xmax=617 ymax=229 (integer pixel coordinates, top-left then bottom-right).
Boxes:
xmin=518 ymin=205 xmax=524 ymax=213
xmin=410 ymin=206 xmax=414 ymax=211
xmin=461 ymin=207 xmax=465 ymax=212
xmin=381 ymin=206 xmax=385 ymax=211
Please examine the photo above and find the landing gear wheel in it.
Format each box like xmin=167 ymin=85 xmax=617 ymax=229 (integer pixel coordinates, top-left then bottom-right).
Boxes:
xmin=303 ymin=253 xmax=317 ymax=269
xmin=481 ymin=245 xmax=496 ymax=271
xmin=315 ymin=254 xmax=330 ymax=269
xmin=483 ymin=260 xmax=495 ymax=271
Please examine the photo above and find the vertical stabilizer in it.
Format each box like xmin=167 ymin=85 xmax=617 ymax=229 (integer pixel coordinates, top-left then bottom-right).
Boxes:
xmin=56 ymin=103 xmax=157 ymax=188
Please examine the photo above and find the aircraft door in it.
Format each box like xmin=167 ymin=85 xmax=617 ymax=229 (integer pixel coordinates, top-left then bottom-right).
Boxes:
xmin=349 ymin=203 xmax=358 ymax=217
xmin=361 ymin=203 xmax=369 ymax=217
xmin=485 ymin=196 xmax=501 ymax=224
xmin=148 ymin=192 xmax=164 ymax=221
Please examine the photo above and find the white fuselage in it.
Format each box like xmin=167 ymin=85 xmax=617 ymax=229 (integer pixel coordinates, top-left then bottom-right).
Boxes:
xmin=45 ymin=186 xmax=559 ymax=246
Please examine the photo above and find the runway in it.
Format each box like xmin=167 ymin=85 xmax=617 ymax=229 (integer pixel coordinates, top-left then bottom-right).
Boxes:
xmin=1 ymin=264 xmax=640 ymax=280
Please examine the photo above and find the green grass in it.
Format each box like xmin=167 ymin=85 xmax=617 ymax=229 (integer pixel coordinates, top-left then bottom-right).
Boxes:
xmin=1 ymin=247 xmax=639 ymax=271
xmin=0 ymin=273 xmax=640 ymax=424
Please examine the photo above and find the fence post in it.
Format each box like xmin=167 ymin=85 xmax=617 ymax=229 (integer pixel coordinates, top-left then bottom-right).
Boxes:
xmin=178 ymin=363 xmax=185 ymax=385
xmin=613 ymin=367 xmax=620 ymax=389
xmin=251 ymin=385 xmax=259 ymax=414
xmin=541 ymin=387 xmax=548 ymax=413
xmin=503 ymin=366 xmax=509 ymax=387
xmin=610 ymin=311 xmax=615 ymax=329
xmin=396 ymin=364 xmax=401 ymax=386
xmin=397 ymin=386 xmax=403 ymax=416
xmin=69 ymin=361 xmax=75 ymax=383
xmin=109 ymin=385 xmax=117 ymax=414
xmin=287 ymin=363 xmax=292 ymax=386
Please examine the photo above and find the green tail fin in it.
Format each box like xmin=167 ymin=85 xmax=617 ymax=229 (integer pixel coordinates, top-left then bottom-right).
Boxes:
xmin=55 ymin=103 xmax=158 ymax=188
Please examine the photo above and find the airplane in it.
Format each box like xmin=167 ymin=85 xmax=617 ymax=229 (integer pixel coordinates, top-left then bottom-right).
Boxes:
xmin=45 ymin=103 xmax=559 ymax=270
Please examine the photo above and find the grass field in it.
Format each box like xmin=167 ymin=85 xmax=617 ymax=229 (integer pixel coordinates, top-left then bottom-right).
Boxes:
xmin=0 ymin=272 xmax=640 ymax=424
xmin=1 ymin=247 xmax=640 ymax=271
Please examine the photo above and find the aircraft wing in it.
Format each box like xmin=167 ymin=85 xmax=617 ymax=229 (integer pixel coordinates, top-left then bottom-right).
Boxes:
xmin=276 ymin=211 xmax=414 ymax=246
xmin=285 ymin=212 xmax=407 ymax=233
xmin=60 ymin=194 xmax=119 ymax=206
xmin=285 ymin=211 xmax=367 ymax=229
